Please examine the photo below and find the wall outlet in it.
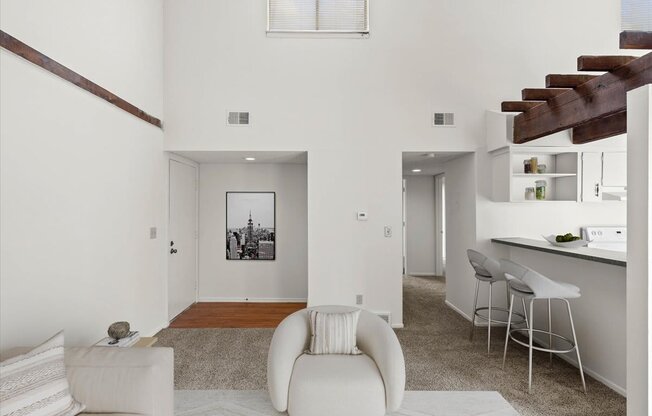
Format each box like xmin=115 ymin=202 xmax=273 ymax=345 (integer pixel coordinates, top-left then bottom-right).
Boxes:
xmin=384 ymin=226 xmax=392 ymax=237
xmin=356 ymin=294 xmax=363 ymax=305
xmin=357 ymin=211 xmax=368 ymax=221
xmin=150 ymin=227 xmax=157 ymax=239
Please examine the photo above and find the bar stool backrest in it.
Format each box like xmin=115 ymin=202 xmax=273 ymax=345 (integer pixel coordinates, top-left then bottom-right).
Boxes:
xmin=467 ymin=249 xmax=503 ymax=280
xmin=500 ymin=259 xmax=580 ymax=299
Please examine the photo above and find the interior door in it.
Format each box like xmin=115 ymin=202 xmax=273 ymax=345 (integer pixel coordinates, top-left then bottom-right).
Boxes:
xmin=168 ymin=159 xmax=197 ymax=321
xmin=434 ymin=174 xmax=446 ymax=276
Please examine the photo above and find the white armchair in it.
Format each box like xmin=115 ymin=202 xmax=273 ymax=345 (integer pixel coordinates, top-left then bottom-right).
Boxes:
xmin=267 ymin=306 xmax=405 ymax=416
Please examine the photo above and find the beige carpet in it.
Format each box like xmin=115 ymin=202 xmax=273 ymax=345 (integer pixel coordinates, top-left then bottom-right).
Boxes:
xmin=156 ymin=275 xmax=625 ymax=416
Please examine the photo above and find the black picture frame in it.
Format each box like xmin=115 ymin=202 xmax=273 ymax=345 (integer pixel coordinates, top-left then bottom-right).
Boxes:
xmin=226 ymin=191 xmax=276 ymax=261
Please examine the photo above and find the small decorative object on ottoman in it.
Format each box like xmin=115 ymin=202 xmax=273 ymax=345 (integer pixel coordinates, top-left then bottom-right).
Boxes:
xmin=108 ymin=321 xmax=130 ymax=343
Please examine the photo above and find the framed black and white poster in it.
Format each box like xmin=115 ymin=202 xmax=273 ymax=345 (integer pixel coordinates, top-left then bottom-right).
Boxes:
xmin=226 ymin=192 xmax=276 ymax=260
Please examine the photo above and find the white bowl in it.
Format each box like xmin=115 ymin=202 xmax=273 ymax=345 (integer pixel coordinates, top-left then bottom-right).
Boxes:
xmin=543 ymin=235 xmax=588 ymax=249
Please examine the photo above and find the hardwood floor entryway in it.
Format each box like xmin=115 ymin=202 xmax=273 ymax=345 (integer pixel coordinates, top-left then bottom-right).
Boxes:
xmin=169 ymin=302 xmax=306 ymax=328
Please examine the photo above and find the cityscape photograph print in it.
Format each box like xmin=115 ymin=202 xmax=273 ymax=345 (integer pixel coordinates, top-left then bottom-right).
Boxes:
xmin=226 ymin=192 xmax=275 ymax=260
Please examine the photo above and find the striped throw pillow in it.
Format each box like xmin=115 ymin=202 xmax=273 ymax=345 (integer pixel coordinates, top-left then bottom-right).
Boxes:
xmin=308 ymin=309 xmax=362 ymax=355
xmin=0 ymin=331 xmax=84 ymax=416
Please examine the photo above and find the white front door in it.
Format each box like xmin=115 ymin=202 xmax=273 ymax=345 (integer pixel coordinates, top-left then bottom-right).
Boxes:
xmin=168 ymin=159 xmax=197 ymax=321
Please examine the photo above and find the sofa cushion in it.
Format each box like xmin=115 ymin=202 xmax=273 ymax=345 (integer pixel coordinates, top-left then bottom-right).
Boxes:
xmin=0 ymin=331 xmax=85 ymax=416
xmin=288 ymin=353 xmax=385 ymax=416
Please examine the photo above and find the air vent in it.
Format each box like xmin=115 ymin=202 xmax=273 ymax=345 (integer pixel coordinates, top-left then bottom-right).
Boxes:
xmin=373 ymin=311 xmax=391 ymax=325
xmin=227 ymin=111 xmax=250 ymax=126
xmin=433 ymin=112 xmax=455 ymax=127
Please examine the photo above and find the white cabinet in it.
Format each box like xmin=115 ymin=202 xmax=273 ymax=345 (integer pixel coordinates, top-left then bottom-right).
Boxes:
xmin=602 ymin=152 xmax=627 ymax=187
xmin=492 ymin=147 xmax=580 ymax=202
xmin=581 ymin=152 xmax=603 ymax=202
xmin=580 ymin=151 xmax=627 ymax=202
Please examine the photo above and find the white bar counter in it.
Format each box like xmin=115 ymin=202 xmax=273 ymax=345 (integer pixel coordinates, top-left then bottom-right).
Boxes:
xmin=491 ymin=237 xmax=626 ymax=395
xmin=491 ymin=237 xmax=626 ymax=267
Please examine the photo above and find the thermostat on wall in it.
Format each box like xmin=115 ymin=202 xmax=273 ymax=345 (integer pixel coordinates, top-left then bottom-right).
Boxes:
xmin=357 ymin=211 xmax=368 ymax=221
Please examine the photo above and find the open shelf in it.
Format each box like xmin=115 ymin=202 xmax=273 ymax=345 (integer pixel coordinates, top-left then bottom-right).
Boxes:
xmin=492 ymin=147 xmax=581 ymax=202
xmin=512 ymin=173 xmax=577 ymax=178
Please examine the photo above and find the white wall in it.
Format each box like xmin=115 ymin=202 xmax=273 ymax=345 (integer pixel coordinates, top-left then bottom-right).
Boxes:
xmin=404 ymin=175 xmax=436 ymax=275
xmin=163 ymin=0 xmax=624 ymax=326
xmin=626 ymin=85 xmax=652 ymax=415
xmin=198 ymin=163 xmax=308 ymax=301
xmin=0 ymin=0 xmax=166 ymax=350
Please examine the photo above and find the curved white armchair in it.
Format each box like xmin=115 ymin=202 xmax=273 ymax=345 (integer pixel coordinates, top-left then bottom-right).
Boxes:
xmin=267 ymin=305 xmax=405 ymax=416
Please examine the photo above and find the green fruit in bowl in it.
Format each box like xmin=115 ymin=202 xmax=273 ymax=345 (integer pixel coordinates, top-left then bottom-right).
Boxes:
xmin=556 ymin=233 xmax=581 ymax=243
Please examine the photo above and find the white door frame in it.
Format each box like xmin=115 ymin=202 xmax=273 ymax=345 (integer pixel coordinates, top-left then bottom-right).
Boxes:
xmin=434 ymin=173 xmax=445 ymax=276
xmin=402 ymin=179 xmax=407 ymax=275
xmin=166 ymin=152 xmax=199 ymax=321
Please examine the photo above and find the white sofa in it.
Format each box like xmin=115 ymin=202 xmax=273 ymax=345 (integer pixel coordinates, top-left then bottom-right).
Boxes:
xmin=267 ymin=306 xmax=405 ymax=416
xmin=2 ymin=346 xmax=174 ymax=416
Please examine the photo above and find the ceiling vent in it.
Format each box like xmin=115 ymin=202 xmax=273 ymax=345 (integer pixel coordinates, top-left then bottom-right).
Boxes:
xmin=433 ymin=112 xmax=455 ymax=127
xmin=227 ymin=111 xmax=250 ymax=126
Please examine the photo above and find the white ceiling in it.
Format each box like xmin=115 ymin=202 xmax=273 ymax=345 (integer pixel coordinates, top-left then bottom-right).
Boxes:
xmin=402 ymin=152 xmax=470 ymax=175
xmin=173 ymin=151 xmax=307 ymax=165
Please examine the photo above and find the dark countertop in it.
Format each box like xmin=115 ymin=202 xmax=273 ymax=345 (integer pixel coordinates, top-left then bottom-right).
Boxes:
xmin=491 ymin=237 xmax=626 ymax=267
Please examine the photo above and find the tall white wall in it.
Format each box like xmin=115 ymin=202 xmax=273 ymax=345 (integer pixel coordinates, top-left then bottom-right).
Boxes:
xmin=626 ymin=85 xmax=652 ymax=415
xmin=0 ymin=0 xmax=166 ymax=350
xmin=404 ymin=175 xmax=436 ymax=276
xmin=163 ymin=0 xmax=624 ymax=326
xmin=198 ymin=163 xmax=308 ymax=301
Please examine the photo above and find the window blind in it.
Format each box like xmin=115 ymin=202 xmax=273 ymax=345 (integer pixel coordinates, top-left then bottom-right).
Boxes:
xmin=268 ymin=0 xmax=369 ymax=33
xmin=622 ymin=0 xmax=652 ymax=31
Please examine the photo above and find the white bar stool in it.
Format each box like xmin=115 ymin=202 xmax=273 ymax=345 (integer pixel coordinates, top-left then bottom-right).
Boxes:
xmin=500 ymin=259 xmax=587 ymax=394
xmin=467 ymin=250 xmax=526 ymax=354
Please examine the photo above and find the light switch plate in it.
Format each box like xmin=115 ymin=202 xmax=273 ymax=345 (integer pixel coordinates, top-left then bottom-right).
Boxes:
xmin=150 ymin=227 xmax=157 ymax=239
xmin=384 ymin=226 xmax=392 ymax=237
xmin=356 ymin=294 xmax=363 ymax=305
xmin=357 ymin=212 xmax=368 ymax=221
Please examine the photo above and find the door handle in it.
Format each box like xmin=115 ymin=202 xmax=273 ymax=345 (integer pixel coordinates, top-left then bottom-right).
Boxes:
xmin=594 ymin=183 xmax=600 ymax=197
xmin=170 ymin=248 xmax=178 ymax=254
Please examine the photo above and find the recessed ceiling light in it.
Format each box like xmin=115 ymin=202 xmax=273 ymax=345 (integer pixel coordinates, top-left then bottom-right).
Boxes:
xmin=244 ymin=157 xmax=256 ymax=161
xmin=412 ymin=169 xmax=422 ymax=173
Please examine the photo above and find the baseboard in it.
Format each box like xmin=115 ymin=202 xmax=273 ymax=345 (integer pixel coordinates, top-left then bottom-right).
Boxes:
xmin=446 ymin=299 xmax=626 ymax=397
xmin=391 ymin=323 xmax=404 ymax=329
xmin=445 ymin=299 xmax=507 ymax=328
xmin=529 ymin=333 xmax=626 ymax=397
xmin=406 ymin=272 xmax=437 ymax=277
xmin=198 ymin=297 xmax=308 ymax=303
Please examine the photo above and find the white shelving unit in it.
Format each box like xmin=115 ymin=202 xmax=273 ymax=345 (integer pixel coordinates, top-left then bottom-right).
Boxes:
xmin=492 ymin=147 xmax=580 ymax=202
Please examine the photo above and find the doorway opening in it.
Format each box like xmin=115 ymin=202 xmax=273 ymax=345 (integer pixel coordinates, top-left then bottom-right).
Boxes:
xmin=166 ymin=151 xmax=308 ymax=328
xmin=401 ymin=152 xmax=458 ymax=281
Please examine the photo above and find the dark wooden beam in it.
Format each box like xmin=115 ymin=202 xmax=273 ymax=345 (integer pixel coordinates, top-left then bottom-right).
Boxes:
xmin=522 ymin=88 xmax=570 ymax=101
xmin=545 ymin=74 xmax=598 ymax=88
xmin=572 ymin=111 xmax=627 ymax=144
xmin=0 ymin=30 xmax=162 ymax=128
xmin=514 ymin=52 xmax=652 ymax=143
xmin=577 ymin=55 xmax=637 ymax=71
xmin=620 ymin=31 xmax=652 ymax=49
xmin=501 ymin=101 xmax=545 ymax=112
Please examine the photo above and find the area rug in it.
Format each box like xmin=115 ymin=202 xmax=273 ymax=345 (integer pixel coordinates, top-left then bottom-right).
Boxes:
xmin=175 ymin=390 xmax=519 ymax=415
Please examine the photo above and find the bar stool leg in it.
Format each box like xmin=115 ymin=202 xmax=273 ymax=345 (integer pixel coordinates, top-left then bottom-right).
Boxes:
xmin=521 ymin=298 xmax=529 ymax=329
xmin=469 ymin=279 xmax=479 ymax=341
xmin=487 ymin=282 xmax=493 ymax=354
xmin=528 ymin=299 xmax=535 ymax=394
xmin=565 ymin=299 xmax=587 ymax=394
xmin=502 ymin=293 xmax=514 ymax=370
xmin=548 ymin=298 xmax=553 ymax=367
